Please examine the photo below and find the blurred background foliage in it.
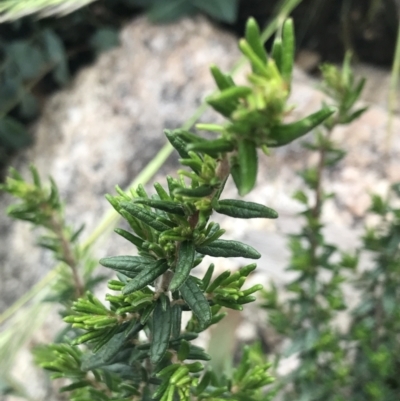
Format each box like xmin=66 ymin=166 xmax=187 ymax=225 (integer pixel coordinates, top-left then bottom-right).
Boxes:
xmin=0 ymin=0 xmax=399 ymax=178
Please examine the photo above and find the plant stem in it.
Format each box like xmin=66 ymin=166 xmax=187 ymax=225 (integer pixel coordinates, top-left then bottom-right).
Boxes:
xmin=50 ymin=216 xmax=85 ymax=297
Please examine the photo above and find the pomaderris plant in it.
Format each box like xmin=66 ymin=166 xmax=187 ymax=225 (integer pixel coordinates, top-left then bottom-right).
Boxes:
xmin=2 ymin=18 xmax=336 ymax=401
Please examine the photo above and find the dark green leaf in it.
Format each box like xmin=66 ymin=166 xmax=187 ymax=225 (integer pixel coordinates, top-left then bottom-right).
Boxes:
xmin=230 ymin=160 xmax=242 ymax=193
xmin=134 ymin=198 xmax=186 ymax=216
xmin=201 ymin=263 xmax=215 ymax=290
xmin=7 ymin=41 xmax=44 ymax=80
xmin=90 ymin=28 xmax=119 ymax=54
xmin=174 ymin=185 xmax=214 ymax=198
xmin=150 ymin=294 xmax=172 ymax=364
xmin=186 ymin=344 xmax=211 ymax=361
xmin=81 ymin=331 xmax=125 ymax=371
xmin=0 ymin=117 xmax=32 ymax=150
xmin=140 ymin=302 xmax=157 ymax=325
xmin=196 ymin=239 xmax=261 ymax=259
xmin=41 ymin=29 xmax=69 ymax=85
xmin=180 ymin=276 xmax=212 ymax=328
xmin=169 ymin=241 xmax=195 ymax=291
xmin=177 ymin=339 xmax=190 ymax=361
xmin=194 ymin=370 xmax=211 ymax=396
xmin=60 ymin=381 xmax=89 ymax=392
xmin=268 ymin=107 xmax=336 ymax=147
xmin=0 ymin=78 xmax=20 ymax=115
xmin=18 ymin=91 xmax=39 ymax=119
xmin=165 ymin=130 xmax=191 ymax=160
xmin=121 ymin=202 xmax=173 ymax=232
xmin=122 ymin=259 xmax=169 ymax=295
xmin=100 ymin=255 xmax=155 ymax=278
xmin=114 ymin=228 xmax=144 ymax=248
xmin=171 ymin=304 xmax=182 ymax=339
xmin=193 ymin=0 xmax=239 ymax=23
xmin=214 ymin=199 xmax=278 ymax=219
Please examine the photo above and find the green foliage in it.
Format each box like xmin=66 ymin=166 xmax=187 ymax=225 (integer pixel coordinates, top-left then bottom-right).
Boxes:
xmin=7 ymin=11 xmax=399 ymax=401
xmin=260 ymin=50 xmax=400 ymax=401
xmin=262 ymin=54 xmax=366 ymax=401
xmin=1 ymin=17 xmax=335 ymax=401
xmin=348 ymin=185 xmax=400 ymax=401
xmin=0 ymin=26 xmax=68 ymax=161
xmin=0 ymin=165 xmax=100 ymax=304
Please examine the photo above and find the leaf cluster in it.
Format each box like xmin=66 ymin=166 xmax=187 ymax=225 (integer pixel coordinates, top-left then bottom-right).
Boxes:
xmin=348 ymin=184 xmax=400 ymax=401
xmin=0 ymin=25 xmax=69 ymax=160
xmin=20 ymin=17 xmax=339 ymax=401
xmin=262 ymin=55 xmax=366 ymax=401
xmin=2 ymin=17 xmax=340 ymax=401
xmin=259 ymin=49 xmax=400 ymax=401
xmin=0 ymin=165 xmax=100 ymax=303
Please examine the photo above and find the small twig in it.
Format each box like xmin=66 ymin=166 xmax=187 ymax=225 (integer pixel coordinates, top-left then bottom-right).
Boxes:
xmin=50 ymin=216 xmax=84 ymax=298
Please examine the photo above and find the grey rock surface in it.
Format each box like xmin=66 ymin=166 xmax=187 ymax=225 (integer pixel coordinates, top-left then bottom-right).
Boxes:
xmin=1 ymin=14 xmax=400 ymax=401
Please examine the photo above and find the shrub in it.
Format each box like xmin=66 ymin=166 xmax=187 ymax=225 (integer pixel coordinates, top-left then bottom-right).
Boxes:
xmin=1 ymin=17 xmax=336 ymax=401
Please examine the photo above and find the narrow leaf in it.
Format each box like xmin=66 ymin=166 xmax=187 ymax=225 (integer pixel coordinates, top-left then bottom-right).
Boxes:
xmin=134 ymin=198 xmax=186 ymax=216
xmin=214 ymin=199 xmax=278 ymax=219
xmin=271 ymin=37 xmax=283 ymax=72
xmin=164 ymin=129 xmax=191 ymax=159
xmin=209 ymin=86 xmax=252 ymax=102
xmin=245 ymin=17 xmax=267 ymax=64
xmin=237 ymin=139 xmax=258 ymax=196
xmin=201 ymin=263 xmax=215 ymax=290
xmin=174 ymin=185 xmax=214 ymax=198
xmin=81 ymin=331 xmax=125 ymax=371
xmin=268 ymin=107 xmax=336 ymax=147
xmin=281 ymin=19 xmax=295 ymax=86
xmin=187 ymin=138 xmax=235 ymax=155
xmin=169 ymin=241 xmax=195 ymax=291
xmin=150 ymin=295 xmax=172 ymax=364
xmin=122 ymin=259 xmax=169 ymax=295
xmin=171 ymin=304 xmax=182 ymax=339
xmin=120 ymin=202 xmax=173 ymax=232
xmin=180 ymin=276 xmax=212 ymax=328
xmin=210 ymin=64 xmax=235 ymax=90
xmin=114 ymin=228 xmax=144 ymax=248
xmin=100 ymin=255 xmax=155 ymax=278
xmin=196 ymin=239 xmax=261 ymax=259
